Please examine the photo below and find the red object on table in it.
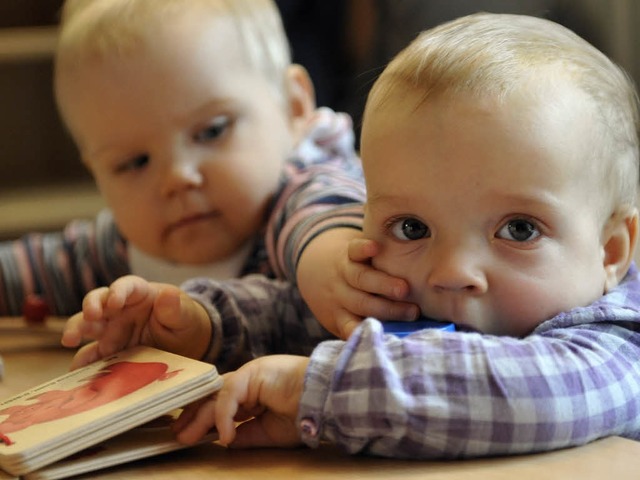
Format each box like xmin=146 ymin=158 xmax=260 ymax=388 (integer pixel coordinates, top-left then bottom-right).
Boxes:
xmin=22 ymin=294 xmax=50 ymax=324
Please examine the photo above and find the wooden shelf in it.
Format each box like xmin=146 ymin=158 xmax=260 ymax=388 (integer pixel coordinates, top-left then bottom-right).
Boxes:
xmin=0 ymin=26 xmax=57 ymax=63
xmin=0 ymin=21 xmax=90 ymax=240
xmin=0 ymin=182 xmax=104 ymax=239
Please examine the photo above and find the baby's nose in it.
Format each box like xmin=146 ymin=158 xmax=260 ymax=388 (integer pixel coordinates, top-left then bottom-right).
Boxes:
xmin=426 ymin=243 xmax=488 ymax=294
xmin=161 ymin=157 xmax=204 ymax=196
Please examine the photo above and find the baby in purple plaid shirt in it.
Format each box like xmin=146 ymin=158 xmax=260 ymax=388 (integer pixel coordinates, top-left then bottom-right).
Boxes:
xmin=63 ymin=13 xmax=640 ymax=458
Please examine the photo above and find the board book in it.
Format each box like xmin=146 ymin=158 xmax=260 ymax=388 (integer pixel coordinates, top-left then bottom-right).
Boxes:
xmin=0 ymin=346 xmax=222 ymax=478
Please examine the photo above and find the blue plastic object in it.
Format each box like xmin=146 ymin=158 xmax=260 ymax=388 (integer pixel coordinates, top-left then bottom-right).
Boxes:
xmin=382 ymin=319 xmax=455 ymax=337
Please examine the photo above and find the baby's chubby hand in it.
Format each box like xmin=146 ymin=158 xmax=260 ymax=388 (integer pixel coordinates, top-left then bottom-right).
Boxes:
xmin=297 ymin=229 xmax=419 ymax=340
xmin=61 ymin=275 xmax=212 ymax=369
xmin=338 ymin=237 xmax=420 ymax=336
xmin=173 ymin=355 xmax=310 ymax=448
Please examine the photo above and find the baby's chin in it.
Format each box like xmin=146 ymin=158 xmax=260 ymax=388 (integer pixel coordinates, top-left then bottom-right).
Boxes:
xmin=163 ymin=236 xmax=249 ymax=265
xmin=166 ymin=250 xmax=236 ymax=266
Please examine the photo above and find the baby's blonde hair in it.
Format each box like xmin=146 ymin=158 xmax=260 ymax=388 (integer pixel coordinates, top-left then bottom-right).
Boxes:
xmin=55 ymin=0 xmax=291 ymax=95
xmin=366 ymin=12 xmax=640 ymax=209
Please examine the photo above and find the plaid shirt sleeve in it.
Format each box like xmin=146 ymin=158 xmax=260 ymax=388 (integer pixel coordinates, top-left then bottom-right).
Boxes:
xmin=182 ymin=274 xmax=333 ymax=373
xmin=298 ymin=265 xmax=640 ymax=459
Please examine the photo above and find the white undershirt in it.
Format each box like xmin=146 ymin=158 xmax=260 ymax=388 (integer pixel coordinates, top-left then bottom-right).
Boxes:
xmin=128 ymin=242 xmax=252 ymax=286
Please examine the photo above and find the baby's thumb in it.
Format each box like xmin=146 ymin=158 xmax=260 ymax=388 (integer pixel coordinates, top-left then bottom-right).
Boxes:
xmin=153 ymin=286 xmax=184 ymax=328
xmin=153 ymin=286 xmax=212 ymax=359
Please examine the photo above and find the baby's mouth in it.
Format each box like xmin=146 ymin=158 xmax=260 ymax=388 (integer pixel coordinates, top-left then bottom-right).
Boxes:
xmin=165 ymin=210 xmax=221 ymax=235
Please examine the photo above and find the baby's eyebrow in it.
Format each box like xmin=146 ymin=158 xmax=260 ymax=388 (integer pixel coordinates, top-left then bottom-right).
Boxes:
xmin=84 ymin=145 xmax=126 ymax=166
xmin=177 ymin=98 xmax=235 ymax=124
xmin=366 ymin=193 xmax=408 ymax=207
xmin=490 ymin=190 xmax=562 ymax=211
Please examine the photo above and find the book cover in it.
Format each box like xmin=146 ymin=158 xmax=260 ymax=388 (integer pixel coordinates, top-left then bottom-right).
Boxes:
xmin=0 ymin=346 xmax=222 ymax=476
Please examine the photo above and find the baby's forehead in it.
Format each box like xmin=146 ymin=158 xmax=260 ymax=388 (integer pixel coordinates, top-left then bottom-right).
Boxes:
xmin=60 ymin=7 xmax=285 ymax=90
xmin=364 ymin=83 xmax=602 ymax=184
xmin=61 ymin=8 xmax=236 ymax=57
xmin=372 ymin=75 xmax=596 ymax=132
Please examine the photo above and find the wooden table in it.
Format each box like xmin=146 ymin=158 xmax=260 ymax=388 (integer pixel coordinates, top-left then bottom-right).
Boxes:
xmin=1 ymin=318 xmax=639 ymax=479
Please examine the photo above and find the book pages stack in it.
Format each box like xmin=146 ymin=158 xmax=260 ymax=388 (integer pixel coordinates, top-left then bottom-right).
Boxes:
xmin=0 ymin=346 xmax=222 ymax=478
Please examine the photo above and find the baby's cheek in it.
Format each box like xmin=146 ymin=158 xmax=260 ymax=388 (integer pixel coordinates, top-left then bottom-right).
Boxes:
xmin=494 ymin=283 xmax=560 ymax=336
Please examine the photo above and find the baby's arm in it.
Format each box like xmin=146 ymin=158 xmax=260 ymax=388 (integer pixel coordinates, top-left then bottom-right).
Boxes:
xmin=263 ymin=108 xmax=416 ymax=336
xmin=62 ymin=275 xmax=211 ymax=369
xmin=298 ymin=317 xmax=640 ymax=458
xmin=182 ymin=274 xmax=332 ymax=372
xmin=173 ymin=355 xmax=309 ymax=448
xmin=0 ymin=210 xmax=128 ymax=316
xmin=296 ymin=228 xmax=419 ymax=338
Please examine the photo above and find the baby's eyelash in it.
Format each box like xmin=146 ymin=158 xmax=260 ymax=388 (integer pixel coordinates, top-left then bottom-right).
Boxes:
xmin=193 ymin=116 xmax=233 ymax=143
xmin=382 ymin=215 xmax=407 ymax=233
xmin=495 ymin=215 xmax=546 ymax=243
xmin=114 ymin=154 xmax=149 ymax=174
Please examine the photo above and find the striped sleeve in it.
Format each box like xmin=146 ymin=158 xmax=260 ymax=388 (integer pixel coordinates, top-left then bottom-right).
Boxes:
xmin=0 ymin=209 xmax=130 ymax=315
xmin=264 ymin=108 xmax=366 ymax=281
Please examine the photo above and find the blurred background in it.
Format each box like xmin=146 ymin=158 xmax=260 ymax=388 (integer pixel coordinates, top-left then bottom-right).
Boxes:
xmin=0 ymin=0 xmax=638 ymax=240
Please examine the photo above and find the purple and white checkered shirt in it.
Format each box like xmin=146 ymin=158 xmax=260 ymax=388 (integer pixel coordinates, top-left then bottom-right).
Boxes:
xmin=299 ymin=265 xmax=640 ymax=458
xmin=184 ymin=264 xmax=640 ymax=459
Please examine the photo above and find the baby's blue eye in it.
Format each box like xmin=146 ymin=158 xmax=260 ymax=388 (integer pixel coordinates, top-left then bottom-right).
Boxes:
xmin=194 ymin=116 xmax=230 ymax=142
xmin=116 ymin=154 xmax=149 ymax=173
xmin=497 ymin=219 xmax=540 ymax=242
xmin=390 ymin=217 xmax=430 ymax=241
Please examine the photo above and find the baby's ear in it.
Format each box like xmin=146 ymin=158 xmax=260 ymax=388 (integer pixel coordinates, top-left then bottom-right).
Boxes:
xmin=284 ymin=64 xmax=316 ymax=138
xmin=603 ymin=205 xmax=639 ymax=292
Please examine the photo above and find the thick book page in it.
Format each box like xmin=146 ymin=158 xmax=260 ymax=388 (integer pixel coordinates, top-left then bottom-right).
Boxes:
xmin=23 ymin=410 xmax=218 ymax=480
xmin=0 ymin=469 xmax=16 ymax=480
xmin=0 ymin=346 xmax=221 ymax=476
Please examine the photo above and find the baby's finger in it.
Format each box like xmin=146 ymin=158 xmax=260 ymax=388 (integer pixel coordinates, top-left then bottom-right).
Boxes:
xmin=62 ymin=291 xmax=110 ymax=347
xmin=153 ymin=286 xmax=186 ymax=329
xmin=213 ymin=392 xmax=244 ymax=446
xmin=347 ymin=238 xmax=379 ymax=262
xmin=105 ymin=275 xmax=150 ymax=311
xmin=346 ymin=263 xmax=411 ymax=300
xmin=68 ymin=341 xmax=103 ymax=370
xmin=176 ymin=396 xmax=224 ymax=445
xmin=334 ymin=310 xmax=363 ymax=339
xmin=60 ymin=311 xmax=87 ymax=347
xmin=81 ymin=287 xmax=111 ymax=322
xmin=172 ymin=397 xmax=207 ymax=434
xmin=96 ymin=314 xmax=138 ymax=351
xmin=344 ymin=289 xmax=419 ymax=322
